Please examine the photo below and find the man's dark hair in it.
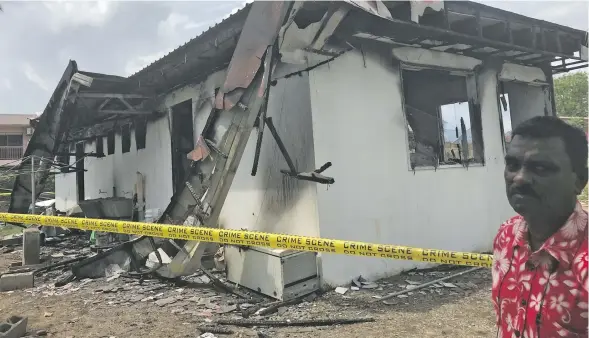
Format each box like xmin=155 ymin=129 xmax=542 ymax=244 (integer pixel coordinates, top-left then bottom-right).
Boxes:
xmin=511 ymin=115 xmax=588 ymax=178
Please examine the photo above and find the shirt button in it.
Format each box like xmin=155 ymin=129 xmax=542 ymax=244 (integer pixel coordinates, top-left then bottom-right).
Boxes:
xmin=521 ymin=299 xmax=527 ymax=306
xmin=515 ymin=330 xmax=521 ymax=337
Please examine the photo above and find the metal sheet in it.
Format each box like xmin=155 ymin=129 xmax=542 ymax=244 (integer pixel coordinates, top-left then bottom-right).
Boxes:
xmin=343 ymin=0 xmax=391 ymax=20
xmin=215 ymin=1 xmax=292 ymax=110
xmin=9 ymin=61 xmax=79 ymax=214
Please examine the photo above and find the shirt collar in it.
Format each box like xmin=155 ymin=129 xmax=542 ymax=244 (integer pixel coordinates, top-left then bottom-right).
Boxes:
xmin=513 ymin=202 xmax=588 ymax=270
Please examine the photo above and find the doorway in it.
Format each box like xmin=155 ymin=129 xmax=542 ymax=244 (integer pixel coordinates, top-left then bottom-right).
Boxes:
xmin=170 ymin=100 xmax=194 ymax=193
xmin=75 ymin=142 xmax=85 ymax=201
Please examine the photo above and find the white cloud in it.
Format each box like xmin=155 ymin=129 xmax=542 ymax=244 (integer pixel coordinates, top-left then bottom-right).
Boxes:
xmin=23 ymin=63 xmax=50 ymax=91
xmin=123 ymin=50 xmax=169 ymax=76
xmin=0 ymin=78 xmax=11 ymax=90
xmin=219 ymin=1 xmax=250 ymax=21
xmin=129 ymin=2 xmax=251 ymax=77
xmin=157 ymin=13 xmax=206 ymax=38
xmin=43 ymin=1 xmax=118 ymax=33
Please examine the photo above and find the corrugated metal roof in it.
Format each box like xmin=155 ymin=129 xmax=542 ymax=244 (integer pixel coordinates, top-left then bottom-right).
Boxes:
xmin=129 ymin=2 xmax=253 ymax=80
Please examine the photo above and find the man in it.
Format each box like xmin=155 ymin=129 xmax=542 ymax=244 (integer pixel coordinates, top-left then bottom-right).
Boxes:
xmin=493 ymin=116 xmax=588 ymax=338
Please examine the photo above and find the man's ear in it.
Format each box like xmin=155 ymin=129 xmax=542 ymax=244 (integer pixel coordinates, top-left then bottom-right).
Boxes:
xmin=575 ymin=167 xmax=588 ymax=195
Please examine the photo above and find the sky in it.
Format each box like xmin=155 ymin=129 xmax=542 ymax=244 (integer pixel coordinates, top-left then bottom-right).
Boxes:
xmin=0 ymin=0 xmax=587 ymax=115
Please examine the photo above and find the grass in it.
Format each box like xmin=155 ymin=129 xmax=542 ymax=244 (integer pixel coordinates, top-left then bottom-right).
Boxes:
xmin=0 ymin=224 xmax=24 ymax=238
xmin=580 ymin=185 xmax=588 ymax=206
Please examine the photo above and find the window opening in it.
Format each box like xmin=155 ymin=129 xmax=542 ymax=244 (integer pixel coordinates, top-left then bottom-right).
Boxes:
xmin=96 ymin=136 xmax=104 ymax=157
xmin=498 ymin=81 xmax=548 ymax=151
xmin=107 ymin=130 xmax=115 ymax=155
xmin=402 ymin=67 xmax=484 ymax=168
xmin=135 ymin=119 xmax=147 ymax=150
xmin=122 ymin=125 xmax=131 ymax=153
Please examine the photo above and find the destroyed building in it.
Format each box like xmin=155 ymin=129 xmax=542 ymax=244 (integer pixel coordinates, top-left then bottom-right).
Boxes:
xmin=10 ymin=0 xmax=588 ymax=290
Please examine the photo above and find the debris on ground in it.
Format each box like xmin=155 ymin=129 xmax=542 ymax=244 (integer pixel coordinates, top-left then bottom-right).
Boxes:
xmin=1 ymin=230 xmax=494 ymax=337
xmin=215 ymin=317 xmax=376 ymax=327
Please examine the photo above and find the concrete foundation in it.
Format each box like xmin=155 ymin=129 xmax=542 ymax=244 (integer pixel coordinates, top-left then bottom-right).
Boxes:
xmin=22 ymin=228 xmax=40 ymax=265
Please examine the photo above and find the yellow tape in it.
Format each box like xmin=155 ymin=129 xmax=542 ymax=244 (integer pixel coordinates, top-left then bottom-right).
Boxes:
xmin=0 ymin=213 xmax=493 ymax=268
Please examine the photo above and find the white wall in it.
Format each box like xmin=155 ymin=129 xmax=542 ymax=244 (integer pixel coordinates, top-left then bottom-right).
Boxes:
xmin=308 ymin=50 xmax=517 ymax=285
xmin=54 ymin=155 xmax=78 ymax=211
xmin=54 ymin=116 xmax=173 ymax=214
xmin=219 ymin=63 xmax=320 ymax=237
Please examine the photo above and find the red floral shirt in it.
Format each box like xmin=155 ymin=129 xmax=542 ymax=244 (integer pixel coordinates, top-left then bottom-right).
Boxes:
xmin=492 ymin=202 xmax=588 ymax=338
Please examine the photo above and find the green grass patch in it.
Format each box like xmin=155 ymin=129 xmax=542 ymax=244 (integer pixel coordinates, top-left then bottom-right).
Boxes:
xmin=580 ymin=185 xmax=588 ymax=205
xmin=0 ymin=224 xmax=23 ymax=238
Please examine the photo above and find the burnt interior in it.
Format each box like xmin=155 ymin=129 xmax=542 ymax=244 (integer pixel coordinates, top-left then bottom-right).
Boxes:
xmin=402 ymin=68 xmax=483 ymax=168
xmin=170 ymin=100 xmax=194 ymax=194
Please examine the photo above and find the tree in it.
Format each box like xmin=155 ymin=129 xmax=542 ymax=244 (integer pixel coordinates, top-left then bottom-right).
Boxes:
xmin=554 ymin=71 xmax=588 ymax=119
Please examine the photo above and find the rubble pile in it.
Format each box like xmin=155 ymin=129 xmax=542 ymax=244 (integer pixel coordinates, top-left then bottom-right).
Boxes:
xmin=1 ymin=229 xmax=488 ymax=337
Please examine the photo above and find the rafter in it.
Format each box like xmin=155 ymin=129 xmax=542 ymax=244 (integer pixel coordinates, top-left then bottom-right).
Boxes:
xmin=76 ymin=93 xmax=150 ymax=99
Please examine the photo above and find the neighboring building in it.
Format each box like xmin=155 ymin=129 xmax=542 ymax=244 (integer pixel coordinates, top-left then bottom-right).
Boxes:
xmin=0 ymin=114 xmax=36 ymax=166
xmin=12 ymin=1 xmax=588 ymax=286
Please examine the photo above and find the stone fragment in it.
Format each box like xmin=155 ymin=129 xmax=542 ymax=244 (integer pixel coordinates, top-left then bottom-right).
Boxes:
xmin=155 ymin=296 xmax=179 ymax=307
xmin=0 ymin=272 xmax=34 ymax=292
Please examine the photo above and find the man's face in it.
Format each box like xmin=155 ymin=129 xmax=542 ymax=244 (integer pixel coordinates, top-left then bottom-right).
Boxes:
xmin=504 ymin=135 xmax=581 ymax=219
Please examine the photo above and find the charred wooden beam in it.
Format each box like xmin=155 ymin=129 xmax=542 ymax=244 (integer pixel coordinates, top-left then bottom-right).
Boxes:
xmin=66 ymin=109 xmax=164 ymax=143
xmin=338 ymin=7 xmax=586 ymax=64
xmin=264 ymin=117 xmax=297 ymax=173
xmin=55 ymin=152 xmax=104 ymax=158
xmin=97 ymin=109 xmax=154 ymax=115
xmin=76 ymin=93 xmax=150 ymax=99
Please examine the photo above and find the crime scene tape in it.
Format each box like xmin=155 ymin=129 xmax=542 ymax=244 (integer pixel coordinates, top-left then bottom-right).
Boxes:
xmin=0 ymin=213 xmax=493 ymax=268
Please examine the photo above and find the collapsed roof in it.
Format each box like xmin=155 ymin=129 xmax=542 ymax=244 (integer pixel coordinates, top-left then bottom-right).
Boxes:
xmin=10 ymin=0 xmax=588 ymax=215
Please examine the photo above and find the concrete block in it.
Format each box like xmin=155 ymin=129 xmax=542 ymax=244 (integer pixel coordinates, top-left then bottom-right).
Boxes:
xmin=0 ymin=272 xmax=34 ymax=292
xmin=22 ymin=229 xmax=40 ymax=265
xmin=0 ymin=236 xmax=22 ymax=247
xmin=0 ymin=315 xmax=28 ymax=338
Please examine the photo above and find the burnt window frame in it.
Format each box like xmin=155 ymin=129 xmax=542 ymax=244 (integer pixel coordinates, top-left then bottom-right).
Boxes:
xmin=56 ymin=144 xmax=70 ymax=173
xmin=107 ymin=130 xmax=115 ymax=155
xmin=135 ymin=118 xmax=147 ymax=150
xmin=496 ymin=80 xmax=551 ymax=155
xmin=121 ymin=124 xmax=131 ymax=154
xmin=96 ymin=136 xmax=104 ymax=157
xmin=400 ymin=64 xmax=485 ymax=170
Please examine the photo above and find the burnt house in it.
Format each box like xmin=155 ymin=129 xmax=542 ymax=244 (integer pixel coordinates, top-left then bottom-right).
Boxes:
xmin=11 ymin=1 xmax=588 ymax=287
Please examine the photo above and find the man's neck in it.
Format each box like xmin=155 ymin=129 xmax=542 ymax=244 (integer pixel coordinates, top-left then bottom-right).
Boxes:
xmin=525 ymin=203 xmax=577 ymax=251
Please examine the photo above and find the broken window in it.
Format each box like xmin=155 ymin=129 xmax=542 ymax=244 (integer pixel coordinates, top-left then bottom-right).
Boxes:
xmin=56 ymin=145 xmax=70 ymax=173
xmin=121 ymin=125 xmax=131 ymax=154
xmin=498 ymin=91 xmax=513 ymax=147
xmin=107 ymin=130 xmax=115 ymax=155
xmin=498 ymin=81 xmax=548 ymax=151
xmin=135 ymin=119 xmax=147 ymax=150
xmin=402 ymin=67 xmax=484 ymax=169
xmin=96 ymin=136 xmax=104 ymax=157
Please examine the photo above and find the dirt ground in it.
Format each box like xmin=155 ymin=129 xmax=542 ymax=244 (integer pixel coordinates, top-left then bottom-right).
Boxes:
xmin=0 ymin=244 xmax=496 ymax=338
